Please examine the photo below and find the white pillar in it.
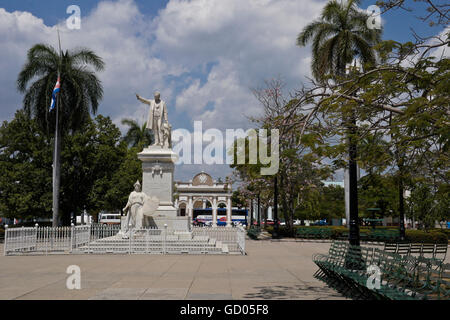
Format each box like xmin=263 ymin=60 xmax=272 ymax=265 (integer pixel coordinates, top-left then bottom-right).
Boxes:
xmin=212 ymin=197 xmax=218 ymax=227
xmin=188 ymin=196 xmax=193 ymax=226
xmin=226 ymin=197 xmax=232 ymax=227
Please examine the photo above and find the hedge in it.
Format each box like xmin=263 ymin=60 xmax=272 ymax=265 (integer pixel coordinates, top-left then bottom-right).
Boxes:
xmin=264 ymin=225 xmax=448 ymax=243
xmin=406 ymin=230 xmax=448 ymax=244
xmin=247 ymin=226 xmax=261 ymax=240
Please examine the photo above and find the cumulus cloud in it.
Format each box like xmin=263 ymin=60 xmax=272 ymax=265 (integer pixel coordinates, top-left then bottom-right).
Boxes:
xmin=154 ymin=0 xmax=326 ymax=128
xmin=0 ymin=0 xmax=329 ymax=180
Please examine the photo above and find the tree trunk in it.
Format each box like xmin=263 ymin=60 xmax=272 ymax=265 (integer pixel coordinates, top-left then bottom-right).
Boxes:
xmin=348 ymin=113 xmax=360 ymax=246
xmin=257 ymin=193 xmax=261 ymax=228
xmin=273 ymin=175 xmax=279 ymax=238
xmin=250 ymin=199 xmax=253 ymax=227
xmin=398 ymin=163 xmax=406 ymax=240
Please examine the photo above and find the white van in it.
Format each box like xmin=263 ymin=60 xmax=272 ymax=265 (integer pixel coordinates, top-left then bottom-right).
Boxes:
xmin=99 ymin=212 xmax=121 ymax=225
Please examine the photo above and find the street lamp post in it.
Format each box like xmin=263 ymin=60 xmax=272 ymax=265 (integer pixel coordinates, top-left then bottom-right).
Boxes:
xmin=250 ymin=199 xmax=254 ymax=228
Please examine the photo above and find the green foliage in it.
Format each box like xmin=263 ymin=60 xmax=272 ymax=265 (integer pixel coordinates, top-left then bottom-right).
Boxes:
xmin=297 ymin=0 xmax=382 ymax=81
xmin=231 ymin=190 xmax=247 ymax=208
xmin=17 ymin=44 xmax=104 ymax=135
xmin=265 ymin=225 xmax=448 ymax=243
xmin=405 ymin=230 xmax=448 ymax=244
xmin=121 ymin=118 xmax=153 ymax=150
xmin=358 ymin=174 xmax=397 ymax=218
xmin=0 ymin=110 xmax=52 ymax=220
xmin=407 ymin=180 xmax=449 ymax=230
xmin=0 ymin=111 xmax=141 ymax=223
xmin=247 ymin=226 xmax=261 ymax=240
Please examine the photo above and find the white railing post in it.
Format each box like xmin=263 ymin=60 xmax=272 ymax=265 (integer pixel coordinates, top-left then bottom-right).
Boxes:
xmin=128 ymin=224 xmax=132 ymax=254
xmin=129 ymin=228 xmax=132 ymax=254
xmin=87 ymin=224 xmax=91 ymax=254
xmin=34 ymin=223 xmax=38 ymax=252
xmin=21 ymin=226 xmax=24 ymax=252
xmin=146 ymin=228 xmax=149 ymax=254
xmin=203 ymin=226 xmax=206 ymax=254
xmin=3 ymin=224 xmax=8 ymax=256
xmin=164 ymin=224 xmax=167 ymax=255
xmin=70 ymin=223 xmax=74 ymax=252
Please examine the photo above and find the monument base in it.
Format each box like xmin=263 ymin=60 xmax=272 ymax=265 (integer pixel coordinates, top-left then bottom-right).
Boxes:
xmin=121 ymin=215 xmax=190 ymax=232
xmin=145 ymin=216 xmax=190 ymax=231
xmin=137 ymin=145 xmax=181 ymax=220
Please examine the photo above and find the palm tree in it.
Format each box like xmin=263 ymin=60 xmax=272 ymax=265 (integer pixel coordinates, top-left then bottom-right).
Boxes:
xmin=121 ymin=118 xmax=153 ymax=149
xmin=297 ymin=0 xmax=381 ymax=80
xmin=17 ymin=44 xmax=105 ymax=226
xmin=297 ymin=0 xmax=382 ymax=245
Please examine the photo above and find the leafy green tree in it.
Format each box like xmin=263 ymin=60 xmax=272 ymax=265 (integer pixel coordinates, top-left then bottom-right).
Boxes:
xmin=297 ymin=0 xmax=382 ymax=244
xmin=0 ymin=111 xmax=142 ymax=224
xmin=60 ymin=115 xmax=129 ymax=224
xmin=121 ymin=118 xmax=153 ymax=150
xmin=296 ymin=0 xmax=381 ymax=81
xmin=17 ymin=44 xmax=104 ymax=226
xmin=358 ymin=174 xmax=396 ymax=218
xmin=231 ymin=82 xmax=331 ymax=232
xmin=0 ymin=110 xmax=52 ymax=220
xmin=231 ymin=190 xmax=247 ymax=209
xmin=319 ymin=185 xmax=345 ymax=222
xmin=104 ymin=146 xmax=142 ymax=215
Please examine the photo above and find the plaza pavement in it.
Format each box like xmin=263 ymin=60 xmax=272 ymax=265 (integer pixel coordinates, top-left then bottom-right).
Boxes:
xmin=0 ymin=240 xmax=349 ymax=300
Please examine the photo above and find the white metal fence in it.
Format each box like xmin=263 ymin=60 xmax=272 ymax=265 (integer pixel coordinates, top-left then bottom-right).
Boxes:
xmin=192 ymin=225 xmax=246 ymax=254
xmin=4 ymin=224 xmax=245 ymax=255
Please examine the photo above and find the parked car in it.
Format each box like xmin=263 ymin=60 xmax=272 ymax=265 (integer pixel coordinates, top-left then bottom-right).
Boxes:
xmin=312 ymin=219 xmax=327 ymax=226
xmin=193 ymin=219 xmax=206 ymax=227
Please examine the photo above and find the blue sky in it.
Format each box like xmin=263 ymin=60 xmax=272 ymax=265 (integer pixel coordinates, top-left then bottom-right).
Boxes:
xmin=0 ymin=0 xmax=443 ymax=42
xmin=0 ymin=0 xmax=447 ymax=181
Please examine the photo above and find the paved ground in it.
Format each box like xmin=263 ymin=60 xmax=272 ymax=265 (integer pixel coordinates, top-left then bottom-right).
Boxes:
xmin=0 ymin=240 xmax=347 ymax=300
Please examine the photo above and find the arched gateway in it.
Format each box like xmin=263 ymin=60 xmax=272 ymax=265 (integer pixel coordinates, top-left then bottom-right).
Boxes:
xmin=175 ymin=172 xmax=232 ymax=227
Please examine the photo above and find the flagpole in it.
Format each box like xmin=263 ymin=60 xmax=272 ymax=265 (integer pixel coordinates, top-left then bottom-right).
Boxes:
xmin=52 ymin=28 xmax=63 ymax=227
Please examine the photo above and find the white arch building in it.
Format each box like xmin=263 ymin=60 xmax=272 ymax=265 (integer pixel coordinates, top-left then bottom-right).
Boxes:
xmin=175 ymin=172 xmax=232 ymax=227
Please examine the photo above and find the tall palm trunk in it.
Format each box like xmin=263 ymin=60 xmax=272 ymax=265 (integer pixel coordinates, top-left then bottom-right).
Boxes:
xmin=348 ymin=111 xmax=360 ymax=246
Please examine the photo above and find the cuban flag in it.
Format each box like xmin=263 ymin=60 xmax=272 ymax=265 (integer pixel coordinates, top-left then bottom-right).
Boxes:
xmin=49 ymin=76 xmax=61 ymax=111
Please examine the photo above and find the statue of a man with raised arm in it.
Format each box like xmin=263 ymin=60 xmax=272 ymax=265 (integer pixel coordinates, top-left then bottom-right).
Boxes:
xmin=136 ymin=91 xmax=169 ymax=147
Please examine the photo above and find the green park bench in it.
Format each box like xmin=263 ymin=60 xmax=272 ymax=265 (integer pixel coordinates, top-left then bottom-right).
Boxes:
xmin=313 ymin=240 xmax=450 ymax=300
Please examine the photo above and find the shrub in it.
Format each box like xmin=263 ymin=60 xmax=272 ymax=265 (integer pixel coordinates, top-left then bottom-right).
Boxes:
xmin=247 ymin=227 xmax=261 ymax=240
xmin=405 ymin=230 xmax=448 ymax=244
xmin=265 ymin=226 xmax=448 ymax=244
xmin=430 ymin=228 xmax=450 ymax=237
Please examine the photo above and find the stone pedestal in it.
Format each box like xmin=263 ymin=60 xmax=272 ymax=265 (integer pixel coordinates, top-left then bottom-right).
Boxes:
xmin=138 ymin=145 xmax=189 ymax=231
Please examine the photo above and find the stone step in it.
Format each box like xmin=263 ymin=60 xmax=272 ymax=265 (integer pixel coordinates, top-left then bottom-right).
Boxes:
xmin=222 ymin=244 xmax=229 ymax=254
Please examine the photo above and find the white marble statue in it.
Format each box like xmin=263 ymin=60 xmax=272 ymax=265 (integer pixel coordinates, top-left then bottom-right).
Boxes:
xmin=121 ymin=180 xmax=159 ymax=237
xmin=136 ymin=91 xmax=170 ymax=148
xmin=123 ymin=180 xmax=146 ymax=232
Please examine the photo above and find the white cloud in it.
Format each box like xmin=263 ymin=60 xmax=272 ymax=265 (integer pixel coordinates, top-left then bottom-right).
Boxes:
xmin=154 ymin=0 xmax=325 ymax=128
xmin=0 ymin=0 xmax=324 ymax=180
